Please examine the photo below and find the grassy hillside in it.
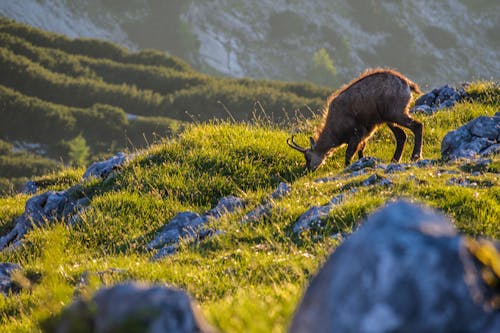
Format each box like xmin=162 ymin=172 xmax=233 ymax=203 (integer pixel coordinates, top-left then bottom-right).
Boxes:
xmin=0 ymin=17 xmax=328 ymax=193
xmin=0 ymin=81 xmax=498 ymax=332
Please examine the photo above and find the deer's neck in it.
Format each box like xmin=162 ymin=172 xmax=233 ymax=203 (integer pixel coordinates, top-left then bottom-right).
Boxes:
xmin=314 ymin=126 xmax=339 ymax=155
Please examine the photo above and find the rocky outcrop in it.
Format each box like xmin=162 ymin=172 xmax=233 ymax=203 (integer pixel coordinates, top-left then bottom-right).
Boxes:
xmin=441 ymin=112 xmax=500 ymax=159
xmin=148 ymin=196 xmax=244 ymax=260
xmin=54 ymin=282 xmax=217 ymax=333
xmin=411 ymin=84 xmax=467 ymax=114
xmin=0 ymin=189 xmax=89 ymax=250
xmin=290 ymin=201 xmax=500 ymax=333
xmin=0 ymin=153 xmax=128 ymax=251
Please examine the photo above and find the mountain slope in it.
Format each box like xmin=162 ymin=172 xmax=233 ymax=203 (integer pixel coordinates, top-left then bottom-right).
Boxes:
xmin=1 ymin=0 xmax=499 ymax=85
xmin=0 ymin=81 xmax=498 ymax=332
xmin=0 ymin=18 xmax=328 ymax=193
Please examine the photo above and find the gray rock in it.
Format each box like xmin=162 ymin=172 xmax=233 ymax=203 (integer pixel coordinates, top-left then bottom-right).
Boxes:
xmin=293 ymin=205 xmax=334 ymax=234
xmin=469 ymin=116 xmax=500 ymax=141
xmin=241 ymin=203 xmax=272 ymax=224
xmin=293 ymin=193 xmax=347 ymax=234
xmin=151 ymin=245 xmax=179 ymax=260
xmin=205 ymin=195 xmax=244 ymax=218
xmin=411 ymin=84 xmax=466 ymax=114
xmin=481 ymin=144 xmax=500 ymax=157
xmin=0 ymin=189 xmax=90 ymax=251
xmin=270 ymin=182 xmax=292 ymax=200
xmin=55 ymin=282 xmax=217 ymax=333
xmin=384 ymin=163 xmax=406 ymax=174
xmin=0 ymin=262 xmax=21 ymax=295
xmin=447 ymin=177 xmax=478 ymax=187
xmin=149 ymin=196 xmax=244 ymax=259
xmin=314 ymin=175 xmax=340 ymax=184
xmin=290 ymin=201 xmax=500 ymax=333
xmin=241 ymin=182 xmax=291 ymax=223
xmin=21 ymin=180 xmax=38 ymax=194
xmin=2 ymin=153 xmax=133 ymax=251
xmin=415 ymin=158 xmax=437 ymax=168
xmin=439 ymin=99 xmax=455 ymax=109
xmin=344 ymin=157 xmax=380 ymax=172
xmin=147 ymin=212 xmax=208 ymax=250
xmin=412 ymin=104 xmax=434 ymax=115
xmin=414 ymin=92 xmax=436 ymax=107
xmin=442 ymin=113 xmax=500 ymax=160
xmin=43 ymin=191 xmax=70 ymax=218
xmin=361 ymin=174 xmax=392 ymax=187
xmin=83 ymin=152 xmax=128 ymax=180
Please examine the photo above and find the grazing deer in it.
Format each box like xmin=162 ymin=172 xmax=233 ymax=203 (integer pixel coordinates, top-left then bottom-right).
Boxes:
xmin=288 ymin=68 xmax=423 ymax=170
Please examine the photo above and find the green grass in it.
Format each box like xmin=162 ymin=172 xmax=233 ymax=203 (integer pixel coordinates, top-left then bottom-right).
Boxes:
xmin=0 ymin=83 xmax=499 ymax=332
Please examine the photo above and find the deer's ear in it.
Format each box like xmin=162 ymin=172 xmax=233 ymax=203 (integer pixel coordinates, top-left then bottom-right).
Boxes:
xmin=309 ymin=137 xmax=316 ymax=150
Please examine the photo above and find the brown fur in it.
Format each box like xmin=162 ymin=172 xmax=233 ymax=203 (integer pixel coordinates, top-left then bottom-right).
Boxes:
xmin=288 ymin=68 xmax=423 ymax=169
xmin=315 ymin=68 xmax=421 ymax=139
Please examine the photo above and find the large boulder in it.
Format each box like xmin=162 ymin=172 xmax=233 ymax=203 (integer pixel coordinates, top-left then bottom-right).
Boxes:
xmin=441 ymin=112 xmax=500 ymax=159
xmin=54 ymin=282 xmax=217 ymax=333
xmin=290 ymin=201 xmax=500 ymax=333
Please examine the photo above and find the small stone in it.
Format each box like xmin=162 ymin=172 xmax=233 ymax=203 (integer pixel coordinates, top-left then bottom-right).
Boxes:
xmin=385 ymin=163 xmax=406 ymax=174
xmin=314 ymin=176 xmax=339 ymax=183
xmin=411 ymin=104 xmax=434 ymax=114
xmin=270 ymin=182 xmax=292 ymax=200
xmin=293 ymin=193 xmax=346 ymax=234
xmin=0 ymin=263 xmax=21 ymax=295
xmin=83 ymin=152 xmax=128 ymax=180
xmin=361 ymin=174 xmax=391 ymax=187
xmin=241 ymin=203 xmax=272 ymax=224
xmin=345 ymin=157 xmax=380 ymax=172
xmin=415 ymin=159 xmax=436 ymax=168
xmin=206 ymin=195 xmax=244 ymax=218
xmin=147 ymin=212 xmax=207 ymax=250
xmin=293 ymin=205 xmax=332 ymax=234
xmin=20 ymin=180 xmax=37 ymax=195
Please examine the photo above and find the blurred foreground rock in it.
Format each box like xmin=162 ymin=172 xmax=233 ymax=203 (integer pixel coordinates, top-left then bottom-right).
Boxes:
xmin=54 ymin=282 xmax=217 ymax=333
xmin=442 ymin=112 xmax=500 ymax=160
xmin=290 ymin=201 xmax=500 ymax=333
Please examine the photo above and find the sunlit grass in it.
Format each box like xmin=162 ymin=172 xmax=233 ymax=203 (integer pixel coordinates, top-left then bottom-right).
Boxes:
xmin=0 ymin=82 xmax=499 ymax=332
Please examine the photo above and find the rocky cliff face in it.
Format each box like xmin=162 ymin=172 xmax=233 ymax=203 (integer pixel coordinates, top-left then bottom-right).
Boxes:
xmin=1 ymin=0 xmax=498 ymax=86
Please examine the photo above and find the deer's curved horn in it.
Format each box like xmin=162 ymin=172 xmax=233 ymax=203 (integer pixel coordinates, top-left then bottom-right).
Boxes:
xmin=287 ymin=135 xmax=307 ymax=152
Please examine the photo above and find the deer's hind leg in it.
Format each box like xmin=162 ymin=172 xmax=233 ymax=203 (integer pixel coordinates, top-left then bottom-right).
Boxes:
xmin=357 ymin=141 xmax=366 ymax=160
xmin=393 ymin=114 xmax=423 ymax=161
xmin=387 ymin=123 xmax=407 ymax=163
